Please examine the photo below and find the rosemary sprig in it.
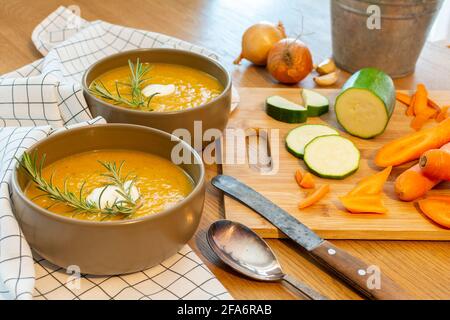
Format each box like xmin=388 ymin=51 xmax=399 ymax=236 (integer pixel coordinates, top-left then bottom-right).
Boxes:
xmin=89 ymin=58 xmax=155 ymax=109
xmin=17 ymin=152 xmax=141 ymax=219
xmin=128 ymin=58 xmax=150 ymax=107
xmin=98 ymin=160 xmax=139 ymax=210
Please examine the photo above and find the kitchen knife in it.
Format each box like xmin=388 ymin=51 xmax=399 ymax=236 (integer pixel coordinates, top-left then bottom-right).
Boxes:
xmin=212 ymin=174 xmax=412 ymax=300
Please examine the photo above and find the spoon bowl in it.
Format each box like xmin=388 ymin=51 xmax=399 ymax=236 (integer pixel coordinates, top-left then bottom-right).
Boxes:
xmin=207 ymin=220 xmax=329 ymax=300
xmin=207 ymin=219 xmax=284 ymax=281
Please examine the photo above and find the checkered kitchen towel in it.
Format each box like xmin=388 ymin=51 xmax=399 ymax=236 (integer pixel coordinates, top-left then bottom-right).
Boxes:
xmin=0 ymin=6 xmax=234 ymax=300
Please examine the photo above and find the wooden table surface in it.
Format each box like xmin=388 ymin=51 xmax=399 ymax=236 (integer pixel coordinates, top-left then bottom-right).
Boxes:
xmin=1 ymin=0 xmax=449 ymax=299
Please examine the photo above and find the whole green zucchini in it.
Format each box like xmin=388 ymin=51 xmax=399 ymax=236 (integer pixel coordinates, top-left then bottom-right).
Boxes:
xmin=335 ymin=68 xmax=395 ymax=139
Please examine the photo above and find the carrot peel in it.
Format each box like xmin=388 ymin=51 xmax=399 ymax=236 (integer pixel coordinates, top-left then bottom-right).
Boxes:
xmin=395 ymin=89 xmax=444 ymax=124
xmin=406 ymin=93 xmax=416 ymax=116
xmin=436 ymin=106 xmax=449 ymax=122
xmin=413 ymin=84 xmax=429 ymax=115
xmin=395 ymin=92 xmax=411 ymax=106
xmin=409 ymin=85 xmax=438 ymax=130
xmin=427 ymin=98 xmax=442 ymax=114
xmin=298 ymin=184 xmax=329 ymax=209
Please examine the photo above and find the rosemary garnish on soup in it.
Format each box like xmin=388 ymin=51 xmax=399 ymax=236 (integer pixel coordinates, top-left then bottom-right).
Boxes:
xmin=88 ymin=59 xmax=223 ymax=112
xmin=18 ymin=152 xmax=141 ymax=219
xmin=89 ymin=58 xmax=158 ymax=109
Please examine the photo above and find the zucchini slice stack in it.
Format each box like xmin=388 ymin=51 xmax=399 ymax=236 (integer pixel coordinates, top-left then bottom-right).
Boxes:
xmin=286 ymin=124 xmax=338 ymax=159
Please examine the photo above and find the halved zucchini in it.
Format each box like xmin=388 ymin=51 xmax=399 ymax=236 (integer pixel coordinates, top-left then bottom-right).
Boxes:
xmin=266 ymin=96 xmax=308 ymax=123
xmin=304 ymin=135 xmax=360 ymax=179
xmin=334 ymin=68 xmax=395 ymax=139
xmin=302 ymin=89 xmax=329 ymax=116
xmin=286 ymin=124 xmax=339 ymax=158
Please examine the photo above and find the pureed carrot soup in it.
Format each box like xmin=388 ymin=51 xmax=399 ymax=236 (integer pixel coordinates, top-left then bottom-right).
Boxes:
xmin=88 ymin=61 xmax=223 ymax=112
xmin=24 ymin=150 xmax=194 ymax=221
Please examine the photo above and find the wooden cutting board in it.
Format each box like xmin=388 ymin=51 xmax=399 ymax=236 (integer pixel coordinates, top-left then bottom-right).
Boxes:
xmin=222 ymin=88 xmax=450 ymax=240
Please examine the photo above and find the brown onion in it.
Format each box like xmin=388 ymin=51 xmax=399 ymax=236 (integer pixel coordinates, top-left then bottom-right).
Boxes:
xmin=267 ymin=38 xmax=313 ymax=84
xmin=234 ymin=21 xmax=286 ymax=66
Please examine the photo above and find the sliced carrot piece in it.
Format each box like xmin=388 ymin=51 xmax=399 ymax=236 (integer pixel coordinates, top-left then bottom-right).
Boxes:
xmin=427 ymin=98 xmax=442 ymax=114
xmin=300 ymin=172 xmax=315 ymax=189
xmin=294 ymin=169 xmax=303 ymax=187
xmin=436 ymin=106 xmax=449 ymax=122
xmin=347 ymin=166 xmax=392 ymax=196
xmin=375 ymin=118 xmax=450 ymax=167
xmin=406 ymin=93 xmax=415 ymax=116
xmin=396 ymin=92 xmax=411 ymax=106
xmin=339 ymin=195 xmax=387 ymax=214
xmin=298 ymin=184 xmax=329 ymax=209
xmin=418 ymin=198 xmax=450 ymax=229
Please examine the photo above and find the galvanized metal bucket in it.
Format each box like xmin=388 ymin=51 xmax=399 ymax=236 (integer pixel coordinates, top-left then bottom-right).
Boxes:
xmin=331 ymin=0 xmax=443 ymax=78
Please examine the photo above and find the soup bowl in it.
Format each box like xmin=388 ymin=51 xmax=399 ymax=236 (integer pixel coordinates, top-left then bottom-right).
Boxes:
xmin=11 ymin=124 xmax=205 ymax=275
xmin=82 ymin=48 xmax=232 ymax=145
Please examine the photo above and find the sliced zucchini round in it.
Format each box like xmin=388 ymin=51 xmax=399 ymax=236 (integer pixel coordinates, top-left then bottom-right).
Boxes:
xmin=304 ymin=135 xmax=360 ymax=179
xmin=266 ymin=95 xmax=308 ymax=123
xmin=286 ymin=124 xmax=339 ymax=159
xmin=302 ymin=89 xmax=329 ymax=117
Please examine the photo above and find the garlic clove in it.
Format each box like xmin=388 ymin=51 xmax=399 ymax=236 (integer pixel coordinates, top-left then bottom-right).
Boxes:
xmin=314 ymin=71 xmax=339 ymax=86
xmin=316 ymin=58 xmax=337 ymax=75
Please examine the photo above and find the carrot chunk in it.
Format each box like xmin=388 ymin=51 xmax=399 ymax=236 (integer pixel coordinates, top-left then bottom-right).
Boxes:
xmin=294 ymin=169 xmax=303 ymax=187
xmin=298 ymin=184 xmax=329 ymax=209
xmin=395 ymin=142 xmax=450 ymax=201
xmin=300 ymin=172 xmax=315 ymax=189
xmin=419 ymin=149 xmax=450 ymax=181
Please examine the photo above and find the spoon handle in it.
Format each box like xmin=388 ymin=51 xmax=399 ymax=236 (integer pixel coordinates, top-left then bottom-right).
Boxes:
xmin=283 ymin=274 xmax=329 ymax=300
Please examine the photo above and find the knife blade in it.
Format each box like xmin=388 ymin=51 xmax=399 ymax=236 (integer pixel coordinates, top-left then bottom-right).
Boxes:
xmin=211 ymin=174 xmax=323 ymax=251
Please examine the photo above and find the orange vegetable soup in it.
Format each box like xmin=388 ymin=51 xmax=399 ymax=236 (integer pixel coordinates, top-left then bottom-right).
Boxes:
xmin=25 ymin=150 xmax=194 ymax=221
xmin=90 ymin=63 xmax=223 ymax=112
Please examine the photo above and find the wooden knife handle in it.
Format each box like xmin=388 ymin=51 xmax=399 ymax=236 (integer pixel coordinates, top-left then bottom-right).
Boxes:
xmin=310 ymin=241 xmax=413 ymax=300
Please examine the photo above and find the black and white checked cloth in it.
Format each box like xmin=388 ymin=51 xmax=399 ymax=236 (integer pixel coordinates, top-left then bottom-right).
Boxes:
xmin=0 ymin=6 xmax=235 ymax=300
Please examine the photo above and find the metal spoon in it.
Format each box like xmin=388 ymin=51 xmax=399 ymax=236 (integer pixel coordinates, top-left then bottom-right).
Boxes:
xmin=207 ymin=220 xmax=329 ymax=300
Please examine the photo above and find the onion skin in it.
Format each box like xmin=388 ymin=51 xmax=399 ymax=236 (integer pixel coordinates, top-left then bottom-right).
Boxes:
xmin=267 ymin=38 xmax=313 ymax=84
xmin=234 ymin=21 xmax=286 ymax=66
